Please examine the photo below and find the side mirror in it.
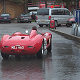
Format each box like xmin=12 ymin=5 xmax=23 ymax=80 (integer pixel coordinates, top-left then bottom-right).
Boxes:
xmin=25 ymin=30 xmax=29 ymax=34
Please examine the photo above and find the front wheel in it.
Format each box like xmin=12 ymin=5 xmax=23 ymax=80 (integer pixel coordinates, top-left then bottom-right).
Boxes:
xmin=1 ymin=52 xmax=9 ymax=60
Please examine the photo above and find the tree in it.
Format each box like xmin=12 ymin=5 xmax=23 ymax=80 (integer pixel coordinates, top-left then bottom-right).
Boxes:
xmin=24 ymin=0 xmax=28 ymax=13
xmin=8 ymin=0 xmax=24 ymax=4
xmin=8 ymin=0 xmax=29 ymax=13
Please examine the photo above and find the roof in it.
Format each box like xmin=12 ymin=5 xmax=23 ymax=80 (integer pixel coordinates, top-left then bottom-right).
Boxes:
xmin=28 ymin=7 xmax=39 ymax=10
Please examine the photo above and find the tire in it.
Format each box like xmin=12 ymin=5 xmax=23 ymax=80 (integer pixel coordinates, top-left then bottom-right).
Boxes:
xmin=66 ymin=23 xmax=71 ymax=27
xmin=55 ymin=21 xmax=58 ymax=27
xmin=37 ymin=42 xmax=44 ymax=58
xmin=46 ymin=25 xmax=49 ymax=27
xmin=47 ymin=38 xmax=52 ymax=52
xmin=1 ymin=52 xmax=9 ymax=60
xmin=39 ymin=24 xmax=43 ymax=27
xmin=9 ymin=21 xmax=11 ymax=23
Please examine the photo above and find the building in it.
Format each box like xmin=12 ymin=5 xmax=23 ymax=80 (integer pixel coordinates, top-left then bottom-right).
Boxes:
xmin=0 ymin=1 xmax=24 ymax=18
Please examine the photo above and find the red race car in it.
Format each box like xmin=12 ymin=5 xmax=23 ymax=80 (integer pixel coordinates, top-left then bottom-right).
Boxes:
xmin=0 ymin=27 xmax=52 ymax=59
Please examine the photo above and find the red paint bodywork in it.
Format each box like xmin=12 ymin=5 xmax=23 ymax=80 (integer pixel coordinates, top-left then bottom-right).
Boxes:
xmin=0 ymin=30 xmax=52 ymax=55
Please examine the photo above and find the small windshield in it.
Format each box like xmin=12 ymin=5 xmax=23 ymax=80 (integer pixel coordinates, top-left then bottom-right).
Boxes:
xmin=1 ymin=14 xmax=10 ymax=16
xmin=37 ymin=9 xmax=49 ymax=15
xmin=51 ymin=9 xmax=70 ymax=15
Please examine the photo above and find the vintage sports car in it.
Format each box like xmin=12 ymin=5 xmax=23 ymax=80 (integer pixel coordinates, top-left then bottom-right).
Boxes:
xmin=0 ymin=27 xmax=52 ymax=59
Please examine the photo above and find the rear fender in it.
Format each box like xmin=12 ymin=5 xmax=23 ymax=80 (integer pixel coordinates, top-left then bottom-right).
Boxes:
xmin=1 ymin=35 xmax=10 ymax=44
xmin=32 ymin=35 xmax=43 ymax=53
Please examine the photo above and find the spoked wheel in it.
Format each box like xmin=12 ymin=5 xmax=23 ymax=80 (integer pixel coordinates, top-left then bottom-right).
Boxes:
xmin=1 ymin=52 xmax=9 ymax=60
xmin=36 ymin=42 xmax=44 ymax=58
xmin=47 ymin=38 xmax=52 ymax=53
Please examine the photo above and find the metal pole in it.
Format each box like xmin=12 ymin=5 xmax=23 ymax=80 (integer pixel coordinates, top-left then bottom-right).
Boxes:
xmin=3 ymin=0 xmax=6 ymax=13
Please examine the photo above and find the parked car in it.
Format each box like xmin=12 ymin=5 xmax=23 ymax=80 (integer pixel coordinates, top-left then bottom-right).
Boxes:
xmin=36 ymin=8 xmax=75 ymax=27
xmin=36 ymin=8 xmax=50 ymax=27
xmin=17 ymin=13 xmax=32 ymax=23
xmin=51 ymin=8 xmax=75 ymax=27
xmin=0 ymin=13 xmax=11 ymax=23
xmin=0 ymin=27 xmax=52 ymax=59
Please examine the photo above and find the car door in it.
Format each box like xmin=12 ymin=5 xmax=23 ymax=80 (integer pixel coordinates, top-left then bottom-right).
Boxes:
xmin=51 ymin=9 xmax=71 ymax=24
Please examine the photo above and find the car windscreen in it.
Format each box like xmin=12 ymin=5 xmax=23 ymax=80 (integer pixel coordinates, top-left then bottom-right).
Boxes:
xmin=51 ymin=9 xmax=70 ymax=15
xmin=37 ymin=9 xmax=49 ymax=15
xmin=1 ymin=14 xmax=10 ymax=16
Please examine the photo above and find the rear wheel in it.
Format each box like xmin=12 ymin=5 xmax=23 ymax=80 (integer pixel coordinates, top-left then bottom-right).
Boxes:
xmin=1 ymin=52 xmax=9 ymax=60
xmin=47 ymin=38 xmax=52 ymax=52
xmin=37 ymin=42 xmax=44 ymax=58
xmin=39 ymin=24 xmax=43 ymax=27
xmin=46 ymin=25 xmax=49 ymax=27
xmin=66 ymin=23 xmax=71 ymax=27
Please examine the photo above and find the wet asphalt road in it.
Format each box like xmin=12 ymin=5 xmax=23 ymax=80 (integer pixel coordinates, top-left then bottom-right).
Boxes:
xmin=0 ymin=23 xmax=80 ymax=80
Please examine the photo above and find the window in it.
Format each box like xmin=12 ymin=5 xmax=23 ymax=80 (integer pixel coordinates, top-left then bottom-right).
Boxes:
xmin=51 ymin=9 xmax=70 ymax=15
xmin=37 ymin=9 xmax=49 ymax=15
